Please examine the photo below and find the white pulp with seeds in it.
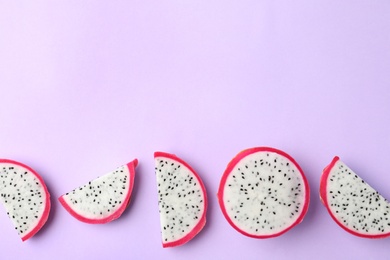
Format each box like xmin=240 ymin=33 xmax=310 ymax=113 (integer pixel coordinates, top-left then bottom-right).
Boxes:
xmin=218 ymin=147 xmax=309 ymax=238
xmin=0 ymin=160 xmax=50 ymax=241
xmin=61 ymin=166 xmax=129 ymax=219
xmin=59 ymin=160 xmax=137 ymax=224
xmin=223 ymin=151 xmax=306 ymax=236
xmin=323 ymin=158 xmax=390 ymax=237
xmin=155 ymin=152 xmax=207 ymax=247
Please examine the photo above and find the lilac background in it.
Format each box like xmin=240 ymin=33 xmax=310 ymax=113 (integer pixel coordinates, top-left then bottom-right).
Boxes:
xmin=1 ymin=1 xmax=390 ymax=259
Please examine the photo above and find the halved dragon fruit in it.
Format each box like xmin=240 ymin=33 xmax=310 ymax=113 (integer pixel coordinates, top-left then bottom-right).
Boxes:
xmin=154 ymin=152 xmax=207 ymax=247
xmin=0 ymin=159 xmax=51 ymax=241
xmin=218 ymin=147 xmax=310 ymax=238
xmin=59 ymin=159 xmax=137 ymax=224
xmin=320 ymin=156 xmax=390 ymax=238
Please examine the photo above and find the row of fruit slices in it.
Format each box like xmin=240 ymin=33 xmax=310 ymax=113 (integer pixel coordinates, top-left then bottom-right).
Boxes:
xmin=0 ymin=147 xmax=389 ymax=246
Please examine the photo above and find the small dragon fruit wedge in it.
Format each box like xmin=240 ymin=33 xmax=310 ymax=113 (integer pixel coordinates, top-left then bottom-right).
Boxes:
xmin=59 ymin=159 xmax=137 ymax=224
xmin=154 ymin=152 xmax=207 ymax=248
xmin=218 ymin=147 xmax=310 ymax=238
xmin=0 ymin=159 xmax=51 ymax=241
xmin=320 ymin=156 xmax=390 ymax=238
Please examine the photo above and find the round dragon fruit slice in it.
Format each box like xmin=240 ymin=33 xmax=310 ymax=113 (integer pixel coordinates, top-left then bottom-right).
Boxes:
xmin=218 ymin=147 xmax=310 ymax=238
xmin=320 ymin=156 xmax=390 ymax=238
xmin=59 ymin=159 xmax=137 ymax=224
xmin=0 ymin=159 xmax=51 ymax=241
xmin=154 ymin=152 xmax=207 ymax=248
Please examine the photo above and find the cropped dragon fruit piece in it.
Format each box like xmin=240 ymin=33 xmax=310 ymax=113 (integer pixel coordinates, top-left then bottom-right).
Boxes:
xmin=320 ymin=156 xmax=390 ymax=238
xmin=0 ymin=159 xmax=51 ymax=241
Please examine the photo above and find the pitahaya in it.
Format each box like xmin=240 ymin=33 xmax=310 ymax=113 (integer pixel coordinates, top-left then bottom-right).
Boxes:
xmin=154 ymin=152 xmax=207 ymax=247
xmin=320 ymin=156 xmax=390 ymax=238
xmin=59 ymin=159 xmax=137 ymax=224
xmin=0 ymin=159 xmax=51 ymax=241
xmin=218 ymin=147 xmax=310 ymax=238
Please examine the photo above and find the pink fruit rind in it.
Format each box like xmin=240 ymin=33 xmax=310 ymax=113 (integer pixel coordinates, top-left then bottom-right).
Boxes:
xmin=58 ymin=159 xmax=138 ymax=224
xmin=319 ymin=156 xmax=390 ymax=239
xmin=218 ymin=147 xmax=310 ymax=239
xmin=0 ymin=159 xmax=51 ymax=242
xmin=154 ymin=152 xmax=208 ymax=248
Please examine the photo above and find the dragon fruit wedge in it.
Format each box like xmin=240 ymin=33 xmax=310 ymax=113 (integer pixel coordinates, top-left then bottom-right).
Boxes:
xmin=320 ymin=156 xmax=390 ymax=238
xmin=218 ymin=147 xmax=310 ymax=238
xmin=154 ymin=152 xmax=208 ymax=248
xmin=59 ymin=159 xmax=137 ymax=224
xmin=0 ymin=159 xmax=51 ymax=241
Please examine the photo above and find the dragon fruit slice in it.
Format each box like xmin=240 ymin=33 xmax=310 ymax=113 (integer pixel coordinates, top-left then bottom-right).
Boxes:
xmin=218 ymin=147 xmax=310 ymax=238
xmin=0 ymin=159 xmax=51 ymax=241
xmin=320 ymin=156 xmax=390 ymax=238
xmin=59 ymin=159 xmax=137 ymax=224
xmin=154 ymin=152 xmax=207 ymax=247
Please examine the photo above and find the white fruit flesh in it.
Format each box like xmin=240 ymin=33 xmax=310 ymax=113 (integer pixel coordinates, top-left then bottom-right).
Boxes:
xmin=155 ymin=156 xmax=205 ymax=245
xmin=222 ymin=151 xmax=306 ymax=236
xmin=0 ymin=163 xmax=48 ymax=237
xmin=61 ymin=165 xmax=130 ymax=220
xmin=325 ymin=159 xmax=390 ymax=235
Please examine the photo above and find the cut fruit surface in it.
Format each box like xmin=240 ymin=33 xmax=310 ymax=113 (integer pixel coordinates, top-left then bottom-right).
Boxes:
xmin=0 ymin=159 xmax=51 ymax=241
xmin=154 ymin=152 xmax=207 ymax=248
xmin=59 ymin=159 xmax=137 ymax=224
xmin=320 ymin=156 xmax=390 ymax=238
xmin=218 ymin=147 xmax=310 ymax=238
